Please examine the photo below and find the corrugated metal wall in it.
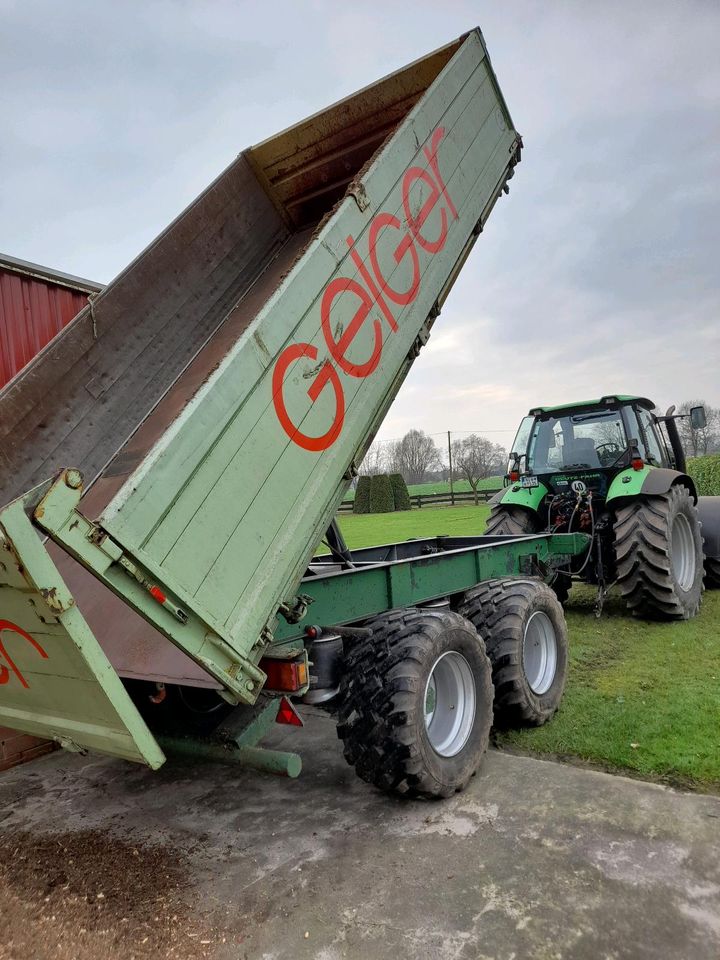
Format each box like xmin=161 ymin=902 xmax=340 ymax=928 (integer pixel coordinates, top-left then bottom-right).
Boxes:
xmin=0 ymin=255 xmax=100 ymax=768
xmin=0 ymin=267 xmax=92 ymax=389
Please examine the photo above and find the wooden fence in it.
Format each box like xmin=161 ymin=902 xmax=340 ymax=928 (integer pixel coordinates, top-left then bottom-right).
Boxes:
xmin=338 ymin=488 xmax=501 ymax=513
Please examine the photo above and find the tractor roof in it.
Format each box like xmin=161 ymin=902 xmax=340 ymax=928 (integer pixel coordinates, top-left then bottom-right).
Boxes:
xmin=528 ymin=395 xmax=655 ymax=416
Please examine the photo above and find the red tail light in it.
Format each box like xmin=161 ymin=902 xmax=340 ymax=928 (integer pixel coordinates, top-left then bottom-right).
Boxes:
xmin=631 ymin=458 xmax=644 ymax=471
xmin=509 ymin=471 xmax=520 ymax=482
xmin=259 ymin=655 xmax=308 ymax=692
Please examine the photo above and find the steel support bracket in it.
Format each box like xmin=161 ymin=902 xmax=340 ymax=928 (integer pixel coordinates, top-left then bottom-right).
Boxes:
xmin=159 ymin=694 xmax=302 ymax=778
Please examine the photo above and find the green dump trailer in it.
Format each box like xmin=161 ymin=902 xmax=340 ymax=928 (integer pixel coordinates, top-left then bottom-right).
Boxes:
xmin=0 ymin=30 xmax=588 ymax=798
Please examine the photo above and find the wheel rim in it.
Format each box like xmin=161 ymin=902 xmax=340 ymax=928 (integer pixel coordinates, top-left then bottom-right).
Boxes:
xmin=424 ymin=652 xmax=476 ymax=757
xmin=522 ymin=611 xmax=557 ymax=695
xmin=671 ymin=512 xmax=696 ymax=591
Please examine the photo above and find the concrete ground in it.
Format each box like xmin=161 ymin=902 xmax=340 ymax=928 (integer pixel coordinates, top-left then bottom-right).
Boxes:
xmin=0 ymin=707 xmax=719 ymax=960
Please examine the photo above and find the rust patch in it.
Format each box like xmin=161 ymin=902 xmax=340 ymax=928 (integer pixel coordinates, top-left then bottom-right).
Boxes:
xmin=39 ymin=586 xmax=70 ymax=614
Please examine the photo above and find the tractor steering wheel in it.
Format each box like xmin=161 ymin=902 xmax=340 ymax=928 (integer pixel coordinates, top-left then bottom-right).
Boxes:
xmin=595 ymin=442 xmax=622 ymax=465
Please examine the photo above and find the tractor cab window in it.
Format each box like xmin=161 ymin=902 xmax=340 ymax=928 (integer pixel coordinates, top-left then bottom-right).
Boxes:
xmin=528 ymin=409 xmax=627 ymax=472
xmin=508 ymin=416 xmax=534 ymax=472
xmin=636 ymin=407 xmax=665 ymax=466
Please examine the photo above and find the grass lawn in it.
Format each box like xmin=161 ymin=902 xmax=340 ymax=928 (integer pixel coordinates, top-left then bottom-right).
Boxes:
xmin=336 ymin=505 xmax=720 ymax=791
xmin=497 ymin=586 xmax=720 ymax=792
xmin=337 ymin=504 xmax=491 ymax=548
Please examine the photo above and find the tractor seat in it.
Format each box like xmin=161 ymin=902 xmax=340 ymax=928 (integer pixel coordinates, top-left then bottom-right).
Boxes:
xmin=562 ymin=437 xmax=600 ymax=467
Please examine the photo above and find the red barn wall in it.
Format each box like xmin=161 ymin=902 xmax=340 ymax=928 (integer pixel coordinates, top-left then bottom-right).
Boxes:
xmin=0 ymin=255 xmax=102 ymax=768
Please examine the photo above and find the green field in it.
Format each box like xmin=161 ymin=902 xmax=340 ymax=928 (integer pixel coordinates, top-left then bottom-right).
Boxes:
xmin=344 ymin=476 xmax=502 ymax=501
xmin=337 ymin=503 xmax=490 ymax=547
xmin=336 ymin=506 xmax=720 ymax=790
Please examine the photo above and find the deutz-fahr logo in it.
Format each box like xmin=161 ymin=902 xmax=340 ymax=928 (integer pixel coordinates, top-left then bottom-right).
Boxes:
xmin=272 ymin=127 xmax=458 ymax=451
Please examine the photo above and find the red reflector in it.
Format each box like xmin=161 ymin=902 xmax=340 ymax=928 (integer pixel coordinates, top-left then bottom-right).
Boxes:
xmin=149 ymin=585 xmax=166 ymax=604
xmin=631 ymin=458 xmax=644 ymax=471
xmin=276 ymin=696 xmax=303 ymax=727
xmin=305 ymin=626 xmax=318 ymax=640
xmin=509 ymin=471 xmax=519 ymax=482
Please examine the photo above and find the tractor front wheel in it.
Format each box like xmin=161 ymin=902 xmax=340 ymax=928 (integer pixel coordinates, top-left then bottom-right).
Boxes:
xmin=337 ymin=609 xmax=494 ymax=799
xmin=485 ymin=503 xmax=537 ymax=537
xmin=614 ymin=485 xmax=704 ymax=620
xmin=485 ymin=504 xmax=570 ymax=604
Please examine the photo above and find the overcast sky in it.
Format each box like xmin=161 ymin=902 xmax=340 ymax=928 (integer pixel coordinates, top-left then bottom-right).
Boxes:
xmin=2 ymin=0 xmax=718 ymax=452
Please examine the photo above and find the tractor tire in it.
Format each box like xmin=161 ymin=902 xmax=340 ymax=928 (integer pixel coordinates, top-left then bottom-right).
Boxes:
xmin=485 ymin=503 xmax=570 ymax=604
xmin=458 ymin=579 xmax=568 ymax=727
xmin=485 ymin=503 xmax=537 ymax=536
xmin=336 ymin=608 xmax=494 ymax=799
xmin=705 ymin=557 xmax=720 ymax=589
xmin=614 ymin=485 xmax=704 ymax=620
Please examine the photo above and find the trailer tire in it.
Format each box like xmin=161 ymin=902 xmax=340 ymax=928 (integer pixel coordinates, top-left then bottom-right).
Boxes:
xmin=458 ymin=579 xmax=568 ymax=727
xmin=614 ymin=485 xmax=704 ymax=619
xmin=337 ymin=609 xmax=493 ymax=799
xmin=705 ymin=558 xmax=720 ymax=589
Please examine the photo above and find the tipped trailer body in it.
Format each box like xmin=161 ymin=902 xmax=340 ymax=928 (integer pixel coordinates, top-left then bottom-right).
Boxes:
xmin=0 ymin=30 xmax=587 ymax=796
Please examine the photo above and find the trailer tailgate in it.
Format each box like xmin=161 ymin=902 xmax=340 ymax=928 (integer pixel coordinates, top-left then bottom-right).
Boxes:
xmin=0 ymin=496 xmax=164 ymax=767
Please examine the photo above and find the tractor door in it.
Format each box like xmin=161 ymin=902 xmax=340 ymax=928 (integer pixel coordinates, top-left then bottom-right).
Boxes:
xmin=633 ymin=406 xmax=671 ymax=468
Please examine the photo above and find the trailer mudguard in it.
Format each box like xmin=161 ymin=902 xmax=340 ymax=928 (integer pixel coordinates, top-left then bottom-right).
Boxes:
xmin=496 ymin=481 xmax=549 ymax=513
xmin=606 ymin=467 xmax=697 ymax=505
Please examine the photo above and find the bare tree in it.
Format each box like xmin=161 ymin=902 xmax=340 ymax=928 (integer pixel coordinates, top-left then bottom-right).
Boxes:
xmin=677 ymin=400 xmax=720 ymax=458
xmin=451 ymin=435 xmax=507 ymax=504
xmin=359 ymin=440 xmax=387 ymax=476
xmin=390 ymin=429 xmax=442 ymax=485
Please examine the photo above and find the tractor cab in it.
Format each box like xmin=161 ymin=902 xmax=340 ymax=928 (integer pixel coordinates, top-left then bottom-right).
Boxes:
xmin=507 ymin=396 xmax=672 ymax=501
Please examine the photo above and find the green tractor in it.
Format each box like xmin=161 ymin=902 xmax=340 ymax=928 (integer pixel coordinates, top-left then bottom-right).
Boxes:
xmin=488 ymin=395 xmax=715 ymax=619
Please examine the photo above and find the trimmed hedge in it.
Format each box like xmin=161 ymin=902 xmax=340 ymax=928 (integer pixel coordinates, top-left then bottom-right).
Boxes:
xmin=390 ymin=473 xmax=411 ymax=511
xmin=353 ymin=475 xmax=372 ymax=514
xmin=369 ymin=474 xmax=395 ymax=513
xmin=687 ymin=454 xmax=720 ymax=496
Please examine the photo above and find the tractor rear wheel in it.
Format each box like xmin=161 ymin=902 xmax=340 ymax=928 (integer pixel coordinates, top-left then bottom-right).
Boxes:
xmin=337 ymin=609 xmax=494 ymax=799
xmin=458 ymin=579 xmax=568 ymax=727
xmin=614 ymin=485 xmax=704 ymax=619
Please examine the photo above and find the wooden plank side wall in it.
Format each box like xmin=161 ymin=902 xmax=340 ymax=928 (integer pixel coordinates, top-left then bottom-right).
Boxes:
xmin=0 ymin=157 xmax=289 ymax=508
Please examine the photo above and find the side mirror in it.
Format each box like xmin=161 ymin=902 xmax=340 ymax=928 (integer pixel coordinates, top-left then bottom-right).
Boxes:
xmin=690 ymin=406 xmax=707 ymax=430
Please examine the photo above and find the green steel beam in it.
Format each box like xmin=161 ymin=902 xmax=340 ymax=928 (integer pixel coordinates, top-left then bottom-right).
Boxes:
xmin=274 ymin=532 xmax=588 ymax=641
xmin=159 ymin=737 xmax=301 ymax=778
xmin=158 ymin=695 xmax=302 ymax=777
